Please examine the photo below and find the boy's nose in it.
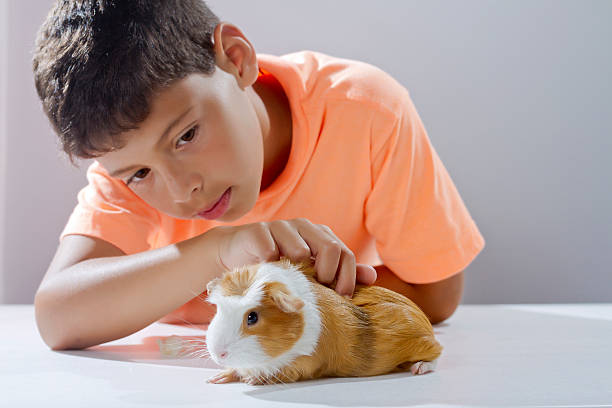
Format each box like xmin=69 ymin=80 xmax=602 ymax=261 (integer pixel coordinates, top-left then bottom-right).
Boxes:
xmin=162 ymin=168 xmax=202 ymax=203
xmin=171 ymin=184 xmax=201 ymax=204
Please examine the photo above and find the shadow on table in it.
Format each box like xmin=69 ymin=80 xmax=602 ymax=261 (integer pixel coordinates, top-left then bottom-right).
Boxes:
xmin=58 ymin=334 xmax=219 ymax=369
xmin=432 ymin=321 xmax=449 ymax=335
xmin=242 ymin=371 xmax=459 ymax=407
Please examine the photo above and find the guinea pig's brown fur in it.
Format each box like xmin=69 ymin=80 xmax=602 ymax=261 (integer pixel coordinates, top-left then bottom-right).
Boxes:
xmin=206 ymin=258 xmax=442 ymax=384
xmin=244 ymin=281 xmax=305 ymax=358
xmin=303 ymin=279 xmax=442 ymax=378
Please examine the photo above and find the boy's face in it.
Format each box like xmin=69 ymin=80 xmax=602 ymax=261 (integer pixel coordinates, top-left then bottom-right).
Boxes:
xmin=96 ymin=66 xmax=264 ymax=221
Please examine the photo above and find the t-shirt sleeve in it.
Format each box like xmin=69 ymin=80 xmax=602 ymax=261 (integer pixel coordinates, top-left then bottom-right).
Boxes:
xmin=60 ymin=162 xmax=161 ymax=254
xmin=364 ymin=91 xmax=485 ymax=284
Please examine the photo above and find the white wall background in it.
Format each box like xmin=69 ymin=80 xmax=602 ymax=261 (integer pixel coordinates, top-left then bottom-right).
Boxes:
xmin=0 ymin=0 xmax=8 ymax=303
xmin=1 ymin=0 xmax=92 ymax=304
xmin=0 ymin=0 xmax=611 ymax=304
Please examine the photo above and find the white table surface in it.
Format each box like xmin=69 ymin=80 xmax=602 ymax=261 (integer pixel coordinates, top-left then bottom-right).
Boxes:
xmin=2 ymin=303 xmax=611 ymax=408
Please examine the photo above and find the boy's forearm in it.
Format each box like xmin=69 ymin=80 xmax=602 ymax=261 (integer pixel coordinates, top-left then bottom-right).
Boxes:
xmin=34 ymin=231 xmax=223 ymax=350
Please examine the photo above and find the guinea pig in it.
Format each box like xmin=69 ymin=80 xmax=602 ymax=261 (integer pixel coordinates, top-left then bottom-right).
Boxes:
xmin=205 ymin=257 xmax=443 ymax=385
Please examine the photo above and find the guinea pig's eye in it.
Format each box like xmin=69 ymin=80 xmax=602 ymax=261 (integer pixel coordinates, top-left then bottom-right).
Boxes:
xmin=247 ymin=311 xmax=258 ymax=326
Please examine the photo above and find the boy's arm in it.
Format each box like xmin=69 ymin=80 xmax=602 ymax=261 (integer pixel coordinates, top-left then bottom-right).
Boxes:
xmin=34 ymin=232 xmax=223 ymax=350
xmin=373 ymin=264 xmax=464 ymax=324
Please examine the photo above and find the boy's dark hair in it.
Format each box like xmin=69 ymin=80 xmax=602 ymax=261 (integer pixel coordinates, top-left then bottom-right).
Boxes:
xmin=32 ymin=0 xmax=220 ymax=163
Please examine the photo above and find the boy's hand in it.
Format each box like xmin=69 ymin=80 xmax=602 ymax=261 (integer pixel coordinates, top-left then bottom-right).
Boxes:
xmin=208 ymin=219 xmax=377 ymax=297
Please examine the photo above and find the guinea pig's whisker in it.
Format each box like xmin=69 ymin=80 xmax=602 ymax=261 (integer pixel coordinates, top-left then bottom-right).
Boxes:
xmin=191 ymin=348 xmax=212 ymax=359
xmin=157 ymin=336 xmax=211 ymax=360
xmin=177 ymin=346 xmax=200 ymax=356
xmin=188 ymin=352 xmax=211 ymax=360
xmin=180 ymin=347 xmax=209 ymax=358
xmin=177 ymin=338 xmax=207 ymax=346
xmin=180 ymin=347 xmax=210 ymax=359
xmin=190 ymin=348 xmax=211 ymax=358
xmin=182 ymin=351 xmax=211 ymax=362
xmin=177 ymin=338 xmax=207 ymax=345
xmin=270 ymin=371 xmax=287 ymax=387
xmin=162 ymin=313 xmax=206 ymax=331
xmin=179 ymin=344 xmax=206 ymax=354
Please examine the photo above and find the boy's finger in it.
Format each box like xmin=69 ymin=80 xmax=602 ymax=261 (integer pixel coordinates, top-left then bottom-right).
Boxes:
xmin=268 ymin=220 xmax=312 ymax=262
xmin=312 ymin=242 xmax=341 ymax=284
xmin=247 ymin=223 xmax=279 ymax=263
xmin=356 ymin=264 xmax=377 ymax=285
xmin=335 ymin=251 xmax=356 ymax=297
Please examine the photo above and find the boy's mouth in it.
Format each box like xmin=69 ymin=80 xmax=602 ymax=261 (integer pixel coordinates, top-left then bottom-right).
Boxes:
xmin=195 ymin=187 xmax=232 ymax=220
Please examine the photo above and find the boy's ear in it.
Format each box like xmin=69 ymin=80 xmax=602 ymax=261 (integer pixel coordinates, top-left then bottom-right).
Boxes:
xmin=212 ymin=22 xmax=259 ymax=89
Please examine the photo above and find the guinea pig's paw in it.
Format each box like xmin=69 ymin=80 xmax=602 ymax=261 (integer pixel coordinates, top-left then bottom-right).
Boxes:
xmin=410 ymin=360 xmax=437 ymax=376
xmin=207 ymin=369 xmax=240 ymax=384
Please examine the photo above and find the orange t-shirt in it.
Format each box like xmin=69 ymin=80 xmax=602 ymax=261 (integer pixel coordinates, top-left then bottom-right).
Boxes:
xmin=61 ymin=51 xmax=485 ymax=285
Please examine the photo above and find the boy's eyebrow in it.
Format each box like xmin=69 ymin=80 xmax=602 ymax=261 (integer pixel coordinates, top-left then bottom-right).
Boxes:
xmin=108 ymin=106 xmax=194 ymax=178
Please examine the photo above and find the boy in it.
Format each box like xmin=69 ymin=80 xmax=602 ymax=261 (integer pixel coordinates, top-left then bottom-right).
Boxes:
xmin=32 ymin=0 xmax=485 ymax=350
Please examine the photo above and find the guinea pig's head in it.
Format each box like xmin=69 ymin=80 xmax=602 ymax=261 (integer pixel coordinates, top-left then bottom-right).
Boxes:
xmin=205 ymin=258 xmax=321 ymax=371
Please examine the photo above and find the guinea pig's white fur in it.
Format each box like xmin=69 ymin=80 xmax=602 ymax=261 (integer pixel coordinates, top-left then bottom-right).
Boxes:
xmin=206 ymin=260 xmax=322 ymax=379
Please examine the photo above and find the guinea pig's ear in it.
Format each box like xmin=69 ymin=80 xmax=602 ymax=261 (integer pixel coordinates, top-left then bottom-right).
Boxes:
xmin=206 ymin=277 xmax=221 ymax=295
xmin=268 ymin=282 xmax=304 ymax=313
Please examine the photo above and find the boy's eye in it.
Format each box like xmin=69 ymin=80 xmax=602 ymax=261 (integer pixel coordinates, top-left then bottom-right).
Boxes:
xmin=126 ymin=168 xmax=149 ymax=185
xmin=176 ymin=126 xmax=198 ymax=147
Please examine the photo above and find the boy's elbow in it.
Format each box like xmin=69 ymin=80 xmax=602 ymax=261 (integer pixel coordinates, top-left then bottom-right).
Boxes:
xmin=34 ymin=291 xmax=60 ymax=349
xmin=418 ymin=270 xmax=464 ymax=325
xmin=426 ymin=290 xmax=462 ymax=325
xmin=44 ymin=332 xmax=85 ymax=351
xmin=47 ymin=339 xmax=76 ymax=351
xmin=428 ymin=301 xmax=459 ymax=325
xmin=34 ymin=290 xmax=83 ymax=351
